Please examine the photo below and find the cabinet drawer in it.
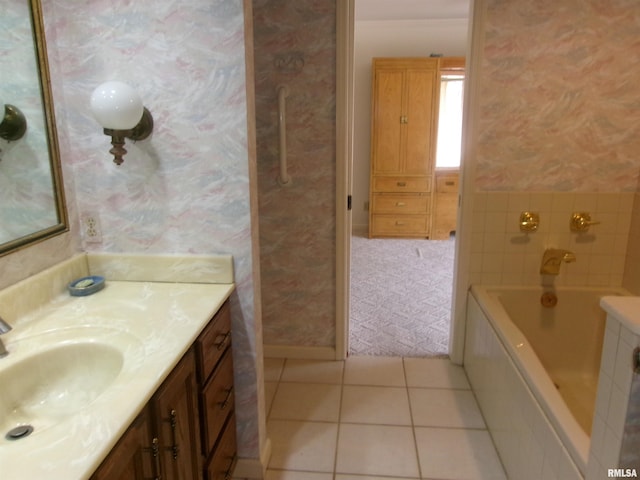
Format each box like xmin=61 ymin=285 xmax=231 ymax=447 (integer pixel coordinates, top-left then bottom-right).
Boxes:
xmin=372 ymin=176 xmax=431 ymax=193
xmin=196 ymin=300 xmax=231 ymax=383
xmin=436 ymin=175 xmax=459 ymax=193
xmin=204 ymin=414 xmax=237 ymax=480
xmin=372 ymin=194 xmax=429 ymax=214
xmin=371 ymin=215 xmax=430 ymax=236
xmin=200 ymin=348 xmax=234 ymax=454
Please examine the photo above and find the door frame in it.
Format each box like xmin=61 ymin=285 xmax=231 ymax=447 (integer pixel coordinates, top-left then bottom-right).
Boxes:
xmin=335 ymin=0 xmax=482 ymax=363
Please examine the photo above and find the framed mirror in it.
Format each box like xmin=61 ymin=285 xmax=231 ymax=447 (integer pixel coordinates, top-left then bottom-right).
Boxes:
xmin=0 ymin=0 xmax=68 ymax=256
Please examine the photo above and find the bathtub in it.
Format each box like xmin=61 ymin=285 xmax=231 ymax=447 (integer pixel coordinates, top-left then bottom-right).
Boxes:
xmin=465 ymin=285 xmax=629 ymax=478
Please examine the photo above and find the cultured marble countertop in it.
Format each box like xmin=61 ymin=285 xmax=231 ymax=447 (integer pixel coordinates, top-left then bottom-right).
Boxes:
xmin=601 ymin=296 xmax=640 ymax=335
xmin=0 ymin=254 xmax=234 ymax=480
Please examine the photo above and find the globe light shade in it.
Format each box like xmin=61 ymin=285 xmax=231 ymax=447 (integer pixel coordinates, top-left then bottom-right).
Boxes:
xmin=90 ymin=81 xmax=143 ymax=130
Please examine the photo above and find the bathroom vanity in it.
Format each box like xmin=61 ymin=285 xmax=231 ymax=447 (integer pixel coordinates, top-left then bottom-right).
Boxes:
xmin=0 ymin=253 xmax=235 ymax=480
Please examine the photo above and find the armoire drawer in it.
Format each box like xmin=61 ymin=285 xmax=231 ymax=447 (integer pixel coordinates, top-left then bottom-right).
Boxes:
xmin=372 ymin=176 xmax=431 ymax=193
xmin=371 ymin=214 xmax=430 ymax=236
xmin=436 ymin=174 xmax=459 ymax=193
xmin=372 ymin=194 xmax=430 ymax=214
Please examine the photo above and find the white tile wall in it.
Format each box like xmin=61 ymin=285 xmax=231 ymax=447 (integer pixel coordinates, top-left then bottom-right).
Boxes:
xmin=465 ymin=295 xmax=584 ymax=480
xmin=469 ymin=192 xmax=633 ymax=287
xmin=587 ymin=315 xmax=640 ymax=479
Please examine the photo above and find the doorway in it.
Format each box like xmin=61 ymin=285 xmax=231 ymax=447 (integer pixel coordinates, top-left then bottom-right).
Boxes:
xmin=337 ymin=0 xmax=469 ymax=358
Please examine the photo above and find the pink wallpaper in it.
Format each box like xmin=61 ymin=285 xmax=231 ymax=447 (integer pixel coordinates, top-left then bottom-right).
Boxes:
xmin=37 ymin=0 xmax=262 ymax=461
xmin=475 ymin=0 xmax=640 ymax=192
xmin=253 ymin=0 xmax=337 ymax=347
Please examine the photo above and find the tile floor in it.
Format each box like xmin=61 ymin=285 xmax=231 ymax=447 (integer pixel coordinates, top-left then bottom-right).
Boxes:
xmin=263 ymin=356 xmax=507 ymax=480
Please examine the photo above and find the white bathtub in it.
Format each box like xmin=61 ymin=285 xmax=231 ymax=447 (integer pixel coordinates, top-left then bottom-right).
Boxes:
xmin=465 ymin=285 xmax=629 ymax=478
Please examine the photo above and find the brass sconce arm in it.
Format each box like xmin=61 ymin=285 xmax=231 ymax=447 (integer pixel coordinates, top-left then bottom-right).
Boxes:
xmin=0 ymin=104 xmax=27 ymax=142
xmin=90 ymin=82 xmax=154 ymax=165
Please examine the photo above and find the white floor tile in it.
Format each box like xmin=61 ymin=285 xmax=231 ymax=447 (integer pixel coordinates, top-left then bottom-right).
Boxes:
xmin=341 ymin=385 xmax=412 ymax=425
xmin=336 ymin=424 xmax=419 ymax=477
xmin=265 ymin=381 xmax=278 ymax=416
xmin=404 ymin=357 xmax=470 ymax=389
xmin=270 ymin=383 xmax=342 ymax=422
xmin=415 ymin=427 xmax=507 ymax=479
xmin=267 ymin=420 xmax=338 ymax=472
xmin=409 ymin=388 xmax=485 ymax=428
xmin=343 ymin=356 xmax=405 ymax=387
xmin=281 ymin=359 xmax=345 ymax=384
xmin=265 ymin=357 xmax=286 ymax=382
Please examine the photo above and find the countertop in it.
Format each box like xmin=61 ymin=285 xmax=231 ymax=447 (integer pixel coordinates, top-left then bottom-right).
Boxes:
xmin=0 ymin=254 xmax=234 ymax=480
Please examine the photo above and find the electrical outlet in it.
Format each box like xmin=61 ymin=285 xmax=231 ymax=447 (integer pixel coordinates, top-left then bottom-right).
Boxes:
xmin=83 ymin=214 xmax=102 ymax=243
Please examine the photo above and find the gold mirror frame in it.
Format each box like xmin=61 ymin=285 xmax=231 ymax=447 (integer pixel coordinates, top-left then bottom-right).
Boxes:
xmin=0 ymin=0 xmax=69 ymax=256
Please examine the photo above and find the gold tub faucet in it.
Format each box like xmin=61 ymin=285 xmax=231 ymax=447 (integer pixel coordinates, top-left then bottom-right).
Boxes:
xmin=540 ymin=248 xmax=576 ymax=275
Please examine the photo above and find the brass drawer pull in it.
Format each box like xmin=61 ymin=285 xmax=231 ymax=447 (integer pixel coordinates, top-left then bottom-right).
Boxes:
xmin=215 ymin=331 xmax=231 ymax=350
xmin=445 ymin=181 xmax=455 ymax=186
xmin=395 ymin=202 xmax=406 ymax=207
xmin=397 ymin=181 xmax=407 ymax=187
xmin=395 ymin=221 xmax=405 ymax=226
xmin=219 ymin=386 xmax=234 ymax=410
xmin=143 ymin=437 xmax=162 ymax=480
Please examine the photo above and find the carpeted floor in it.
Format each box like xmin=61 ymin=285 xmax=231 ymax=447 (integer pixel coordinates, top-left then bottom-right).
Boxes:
xmin=349 ymin=234 xmax=455 ymax=357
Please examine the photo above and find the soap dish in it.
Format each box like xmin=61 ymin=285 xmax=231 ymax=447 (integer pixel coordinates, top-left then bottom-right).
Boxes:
xmin=68 ymin=275 xmax=105 ymax=296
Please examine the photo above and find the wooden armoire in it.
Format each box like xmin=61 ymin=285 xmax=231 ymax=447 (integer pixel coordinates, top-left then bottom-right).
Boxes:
xmin=368 ymin=57 xmax=440 ymax=238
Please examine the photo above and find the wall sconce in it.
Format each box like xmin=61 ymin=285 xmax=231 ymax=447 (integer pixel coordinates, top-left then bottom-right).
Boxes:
xmin=0 ymin=96 xmax=27 ymax=142
xmin=90 ymin=81 xmax=153 ymax=165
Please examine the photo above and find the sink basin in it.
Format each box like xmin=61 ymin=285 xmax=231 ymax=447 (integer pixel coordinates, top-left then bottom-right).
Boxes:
xmin=0 ymin=327 xmax=143 ymax=438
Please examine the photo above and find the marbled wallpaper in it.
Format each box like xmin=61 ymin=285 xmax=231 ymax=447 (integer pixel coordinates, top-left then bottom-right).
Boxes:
xmin=253 ymin=0 xmax=337 ymax=347
xmin=476 ymin=0 xmax=640 ymax=192
xmin=38 ymin=0 xmax=263 ymax=461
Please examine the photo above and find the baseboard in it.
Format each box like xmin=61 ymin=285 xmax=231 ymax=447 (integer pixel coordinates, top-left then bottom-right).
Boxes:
xmin=263 ymin=344 xmax=337 ymax=360
xmin=352 ymin=224 xmax=368 ymax=236
xmin=233 ymin=438 xmax=271 ymax=480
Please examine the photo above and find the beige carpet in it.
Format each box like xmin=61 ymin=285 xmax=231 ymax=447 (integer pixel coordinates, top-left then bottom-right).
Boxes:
xmin=349 ymin=234 xmax=455 ymax=357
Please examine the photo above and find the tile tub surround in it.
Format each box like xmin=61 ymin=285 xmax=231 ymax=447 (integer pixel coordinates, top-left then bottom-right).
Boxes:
xmin=587 ymin=297 xmax=640 ymax=478
xmin=465 ymin=294 xmax=584 ymax=480
xmin=0 ymin=254 xmax=234 ymax=479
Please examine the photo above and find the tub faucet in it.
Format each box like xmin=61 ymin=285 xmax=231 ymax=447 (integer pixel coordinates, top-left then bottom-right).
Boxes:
xmin=0 ymin=317 xmax=12 ymax=358
xmin=540 ymin=248 xmax=576 ymax=275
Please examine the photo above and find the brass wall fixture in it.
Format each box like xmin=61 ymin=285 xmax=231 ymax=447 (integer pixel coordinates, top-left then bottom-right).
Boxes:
xmin=519 ymin=211 xmax=539 ymax=232
xmin=540 ymin=248 xmax=576 ymax=275
xmin=0 ymin=100 xmax=27 ymax=142
xmin=90 ymin=81 xmax=153 ymax=165
xmin=570 ymin=212 xmax=601 ymax=232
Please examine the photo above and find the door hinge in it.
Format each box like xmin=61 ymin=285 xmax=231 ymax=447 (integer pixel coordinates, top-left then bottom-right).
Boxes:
xmin=347 ymin=195 xmax=352 ymax=210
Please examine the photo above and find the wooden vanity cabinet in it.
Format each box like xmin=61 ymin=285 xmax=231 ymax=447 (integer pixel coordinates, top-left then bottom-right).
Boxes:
xmin=90 ymin=409 xmax=154 ymax=480
xmin=91 ymin=300 xmax=236 ymax=480
xmin=193 ymin=301 xmax=237 ymax=480
xmin=432 ymin=170 xmax=459 ymax=239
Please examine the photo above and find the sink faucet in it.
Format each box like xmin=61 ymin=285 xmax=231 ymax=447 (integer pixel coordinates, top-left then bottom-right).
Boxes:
xmin=0 ymin=317 xmax=12 ymax=358
xmin=540 ymin=248 xmax=576 ymax=275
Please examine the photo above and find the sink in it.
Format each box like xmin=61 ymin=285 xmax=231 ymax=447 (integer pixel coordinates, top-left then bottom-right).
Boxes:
xmin=0 ymin=327 xmax=143 ymax=438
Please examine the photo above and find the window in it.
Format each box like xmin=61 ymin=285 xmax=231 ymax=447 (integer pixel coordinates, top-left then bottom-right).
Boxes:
xmin=435 ymin=74 xmax=464 ymax=169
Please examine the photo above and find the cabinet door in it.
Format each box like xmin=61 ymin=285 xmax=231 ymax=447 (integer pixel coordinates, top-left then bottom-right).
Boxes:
xmin=90 ymin=409 xmax=154 ymax=480
xmin=371 ymin=69 xmax=404 ymax=174
xmin=153 ymin=348 xmax=201 ymax=480
xmin=404 ymin=68 xmax=437 ymax=175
